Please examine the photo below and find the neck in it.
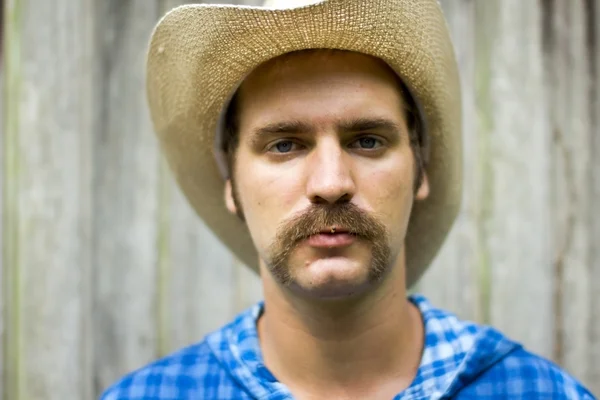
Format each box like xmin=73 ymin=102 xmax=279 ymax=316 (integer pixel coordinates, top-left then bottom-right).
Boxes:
xmin=257 ymin=256 xmax=424 ymax=399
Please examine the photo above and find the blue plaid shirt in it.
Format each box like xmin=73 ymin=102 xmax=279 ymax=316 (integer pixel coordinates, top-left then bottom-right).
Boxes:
xmin=101 ymin=294 xmax=595 ymax=399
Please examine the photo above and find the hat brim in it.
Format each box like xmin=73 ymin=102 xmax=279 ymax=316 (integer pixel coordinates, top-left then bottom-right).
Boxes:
xmin=145 ymin=0 xmax=463 ymax=288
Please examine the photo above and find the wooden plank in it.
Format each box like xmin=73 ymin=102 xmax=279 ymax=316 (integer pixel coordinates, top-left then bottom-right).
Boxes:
xmin=589 ymin=0 xmax=600 ymax=394
xmin=0 ymin=1 xmax=4 ymax=398
xmin=234 ymin=258 xmax=264 ymax=312
xmin=542 ymin=0 xmax=594 ymax=389
xmin=0 ymin=1 xmax=5 ymax=397
xmin=474 ymin=0 xmax=555 ymax=360
xmin=158 ymin=165 xmax=239 ymax=352
xmin=3 ymin=1 xmax=17 ymax=397
xmin=4 ymin=0 xmax=95 ymax=399
xmin=92 ymin=1 xmax=163 ymax=395
xmin=3 ymin=1 xmax=19 ymax=397
xmin=417 ymin=0 xmax=480 ymax=323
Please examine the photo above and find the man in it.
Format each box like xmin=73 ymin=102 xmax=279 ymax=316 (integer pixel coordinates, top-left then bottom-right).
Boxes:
xmin=101 ymin=0 xmax=595 ymax=399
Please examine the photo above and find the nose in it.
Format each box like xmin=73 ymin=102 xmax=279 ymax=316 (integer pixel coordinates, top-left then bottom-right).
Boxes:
xmin=306 ymin=138 xmax=356 ymax=205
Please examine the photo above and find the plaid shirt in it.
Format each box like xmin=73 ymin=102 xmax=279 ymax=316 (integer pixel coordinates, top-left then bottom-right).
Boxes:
xmin=101 ymin=294 xmax=595 ymax=399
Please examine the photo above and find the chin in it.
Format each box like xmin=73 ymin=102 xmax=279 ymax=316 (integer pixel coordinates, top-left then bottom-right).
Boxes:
xmin=287 ymin=257 xmax=375 ymax=300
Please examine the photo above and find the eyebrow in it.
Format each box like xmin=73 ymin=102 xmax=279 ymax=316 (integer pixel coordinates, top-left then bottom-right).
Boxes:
xmin=250 ymin=117 xmax=403 ymax=141
xmin=338 ymin=117 xmax=403 ymax=135
xmin=252 ymin=120 xmax=312 ymax=137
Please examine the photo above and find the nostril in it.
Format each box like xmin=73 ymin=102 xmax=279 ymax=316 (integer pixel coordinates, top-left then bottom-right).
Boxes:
xmin=311 ymin=193 xmax=352 ymax=205
xmin=311 ymin=195 xmax=329 ymax=205
xmin=337 ymin=193 xmax=352 ymax=203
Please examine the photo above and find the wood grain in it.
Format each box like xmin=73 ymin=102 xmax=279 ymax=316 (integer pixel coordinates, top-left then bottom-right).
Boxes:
xmin=159 ymin=163 xmax=239 ymax=352
xmin=4 ymin=0 xmax=95 ymax=398
xmin=0 ymin=0 xmax=4 ymax=397
xmin=0 ymin=2 xmax=5 ymax=398
xmin=543 ymin=0 xmax=595 ymax=390
xmin=588 ymin=0 xmax=600 ymax=394
xmin=91 ymin=0 xmax=162 ymax=395
xmin=4 ymin=1 xmax=20 ymax=397
xmin=475 ymin=0 xmax=555 ymax=360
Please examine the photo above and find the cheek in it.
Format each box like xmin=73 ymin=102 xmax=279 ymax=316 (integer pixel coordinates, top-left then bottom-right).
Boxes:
xmin=371 ymin=171 xmax=414 ymax=215
xmin=358 ymin=156 xmax=415 ymax=235
xmin=234 ymin=158 xmax=305 ymax=241
xmin=238 ymin=167 xmax=301 ymax=210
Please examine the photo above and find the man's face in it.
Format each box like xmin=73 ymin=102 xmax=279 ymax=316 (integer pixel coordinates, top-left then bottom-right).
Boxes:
xmin=225 ymin=51 xmax=429 ymax=299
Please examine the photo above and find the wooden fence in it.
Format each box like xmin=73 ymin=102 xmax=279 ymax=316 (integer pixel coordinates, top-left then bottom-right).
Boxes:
xmin=2 ymin=0 xmax=599 ymax=398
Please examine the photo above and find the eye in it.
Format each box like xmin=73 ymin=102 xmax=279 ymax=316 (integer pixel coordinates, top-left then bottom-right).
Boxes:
xmin=267 ymin=140 xmax=300 ymax=153
xmin=349 ymin=136 xmax=383 ymax=150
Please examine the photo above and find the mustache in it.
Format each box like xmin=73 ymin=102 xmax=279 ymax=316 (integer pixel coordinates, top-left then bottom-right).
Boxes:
xmin=274 ymin=202 xmax=387 ymax=247
xmin=266 ymin=202 xmax=391 ymax=286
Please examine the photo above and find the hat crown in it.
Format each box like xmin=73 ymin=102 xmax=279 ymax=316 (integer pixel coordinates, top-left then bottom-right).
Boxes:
xmin=262 ymin=0 xmax=323 ymax=8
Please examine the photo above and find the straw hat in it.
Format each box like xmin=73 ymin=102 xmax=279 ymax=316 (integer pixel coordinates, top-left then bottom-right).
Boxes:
xmin=145 ymin=0 xmax=463 ymax=288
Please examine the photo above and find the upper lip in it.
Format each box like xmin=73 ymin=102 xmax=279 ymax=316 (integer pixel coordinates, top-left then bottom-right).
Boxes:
xmin=318 ymin=227 xmax=350 ymax=234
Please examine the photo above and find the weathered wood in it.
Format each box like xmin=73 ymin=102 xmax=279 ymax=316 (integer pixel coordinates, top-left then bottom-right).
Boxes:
xmin=589 ymin=0 xmax=600 ymax=394
xmin=475 ymin=0 xmax=555 ymax=360
xmin=418 ymin=0 xmax=480 ymax=323
xmin=159 ymin=163 xmax=239 ymax=351
xmin=0 ymin=1 xmax=4 ymax=398
xmin=234 ymin=258 xmax=264 ymax=311
xmin=4 ymin=0 xmax=95 ymax=399
xmin=91 ymin=0 xmax=164 ymax=396
xmin=3 ymin=1 xmax=18 ymax=397
xmin=542 ymin=0 xmax=595 ymax=390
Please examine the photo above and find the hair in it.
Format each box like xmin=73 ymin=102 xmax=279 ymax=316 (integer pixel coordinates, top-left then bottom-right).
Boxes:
xmin=222 ymin=50 xmax=428 ymax=195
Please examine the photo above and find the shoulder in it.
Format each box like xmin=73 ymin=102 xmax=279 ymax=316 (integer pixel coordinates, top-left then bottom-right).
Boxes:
xmin=409 ymin=295 xmax=595 ymax=399
xmin=455 ymin=347 xmax=596 ymax=399
xmin=99 ymin=339 xmax=247 ymax=400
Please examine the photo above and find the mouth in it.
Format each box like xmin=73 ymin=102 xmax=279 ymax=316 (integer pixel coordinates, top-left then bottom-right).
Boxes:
xmin=305 ymin=227 xmax=357 ymax=248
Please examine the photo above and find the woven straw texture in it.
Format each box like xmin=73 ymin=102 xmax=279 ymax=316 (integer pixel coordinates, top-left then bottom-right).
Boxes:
xmin=145 ymin=0 xmax=462 ymax=288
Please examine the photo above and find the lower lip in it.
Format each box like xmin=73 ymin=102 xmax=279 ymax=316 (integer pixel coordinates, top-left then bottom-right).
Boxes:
xmin=305 ymin=233 xmax=356 ymax=248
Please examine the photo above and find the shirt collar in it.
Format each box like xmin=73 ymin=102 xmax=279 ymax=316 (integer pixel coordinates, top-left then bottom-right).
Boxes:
xmin=205 ymin=294 xmax=520 ymax=400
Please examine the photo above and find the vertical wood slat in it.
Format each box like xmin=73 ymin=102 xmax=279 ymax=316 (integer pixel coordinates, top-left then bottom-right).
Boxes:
xmin=4 ymin=0 xmax=95 ymax=399
xmin=544 ymin=0 xmax=595 ymax=390
xmin=0 ymin=0 xmax=5 ymax=397
xmin=0 ymin=1 xmax=5 ymax=397
xmin=3 ymin=1 xmax=20 ymax=397
xmin=92 ymin=0 xmax=163 ymax=395
xmin=418 ymin=0 xmax=481 ymax=324
xmin=81 ymin=5 xmax=95 ymax=399
xmin=589 ymin=0 xmax=600 ymax=394
xmin=474 ymin=0 xmax=555 ymax=360
xmin=160 ymin=165 xmax=239 ymax=352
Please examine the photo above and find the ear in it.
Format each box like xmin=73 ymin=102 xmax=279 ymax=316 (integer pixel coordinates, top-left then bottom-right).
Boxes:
xmin=224 ymin=179 xmax=238 ymax=215
xmin=415 ymin=173 xmax=430 ymax=201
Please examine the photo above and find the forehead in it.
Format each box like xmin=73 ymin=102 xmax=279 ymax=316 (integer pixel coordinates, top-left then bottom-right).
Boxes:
xmin=233 ymin=50 xmax=410 ymax=130
xmin=237 ymin=49 xmax=406 ymax=104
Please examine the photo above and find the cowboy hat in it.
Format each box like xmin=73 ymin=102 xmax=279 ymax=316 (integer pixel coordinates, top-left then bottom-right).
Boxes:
xmin=145 ymin=0 xmax=463 ymax=288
